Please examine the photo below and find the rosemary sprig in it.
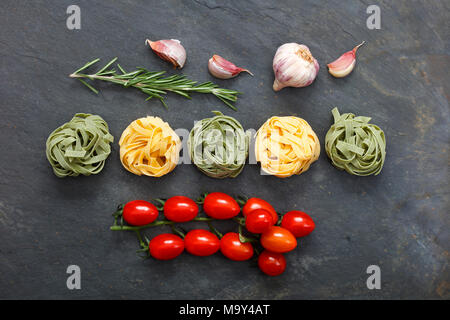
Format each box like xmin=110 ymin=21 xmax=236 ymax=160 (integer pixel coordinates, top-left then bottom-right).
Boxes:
xmin=70 ymin=57 xmax=241 ymax=110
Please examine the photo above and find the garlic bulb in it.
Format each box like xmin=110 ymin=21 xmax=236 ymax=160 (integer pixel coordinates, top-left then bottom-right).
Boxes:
xmin=208 ymin=55 xmax=253 ymax=79
xmin=146 ymin=39 xmax=186 ymax=69
xmin=272 ymin=43 xmax=319 ymax=91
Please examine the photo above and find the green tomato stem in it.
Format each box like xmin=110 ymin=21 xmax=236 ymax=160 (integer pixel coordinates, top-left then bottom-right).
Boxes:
xmin=110 ymin=217 xmax=216 ymax=231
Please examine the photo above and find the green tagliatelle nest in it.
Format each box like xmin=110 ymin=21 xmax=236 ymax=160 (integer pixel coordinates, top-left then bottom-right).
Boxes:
xmin=46 ymin=113 xmax=114 ymax=177
xmin=188 ymin=111 xmax=249 ymax=178
xmin=325 ymin=108 xmax=386 ymax=176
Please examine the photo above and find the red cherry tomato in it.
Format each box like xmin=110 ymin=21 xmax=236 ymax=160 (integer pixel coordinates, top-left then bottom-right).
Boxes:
xmin=260 ymin=226 xmax=297 ymax=253
xmin=122 ymin=200 xmax=159 ymax=226
xmin=149 ymin=234 xmax=184 ymax=260
xmin=163 ymin=196 xmax=199 ymax=222
xmin=220 ymin=232 xmax=254 ymax=261
xmin=281 ymin=211 xmax=315 ymax=238
xmin=184 ymin=229 xmax=220 ymax=256
xmin=258 ymin=250 xmax=286 ymax=276
xmin=243 ymin=198 xmax=278 ymax=224
xmin=245 ymin=209 xmax=274 ymax=234
xmin=203 ymin=192 xmax=240 ymax=220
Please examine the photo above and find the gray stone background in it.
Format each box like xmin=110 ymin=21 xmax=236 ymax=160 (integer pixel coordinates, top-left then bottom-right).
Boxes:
xmin=0 ymin=0 xmax=448 ymax=299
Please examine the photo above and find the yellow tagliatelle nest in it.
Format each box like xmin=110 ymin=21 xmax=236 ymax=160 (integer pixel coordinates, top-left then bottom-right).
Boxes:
xmin=255 ymin=116 xmax=320 ymax=177
xmin=119 ymin=116 xmax=181 ymax=177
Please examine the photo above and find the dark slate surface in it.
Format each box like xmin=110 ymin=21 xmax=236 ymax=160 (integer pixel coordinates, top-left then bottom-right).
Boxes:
xmin=1 ymin=0 xmax=449 ymax=299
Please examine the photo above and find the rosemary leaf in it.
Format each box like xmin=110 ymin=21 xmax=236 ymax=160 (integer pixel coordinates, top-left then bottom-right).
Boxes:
xmin=117 ymin=64 xmax=126 ymax=74
xmin=70 ymin=58 xmax=240 ymax=110
xmin=95 ymin=57 xmax=118 ymax=75
xmin=73 ymin=58 xmax=100 ymax=74
xmin=78 ymin=79 xmax=98 ymax=94
xmin=171 ymin=90 xmax=191 ymax=99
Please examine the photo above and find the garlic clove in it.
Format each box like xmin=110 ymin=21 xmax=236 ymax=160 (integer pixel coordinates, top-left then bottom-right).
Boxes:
xmin=208 ymin=55 xmax=253 ymax=79
xmin=146 ymin=39 xmax=186 ymax=69
xmin=327 ymin=41 xmax=365 ymax=78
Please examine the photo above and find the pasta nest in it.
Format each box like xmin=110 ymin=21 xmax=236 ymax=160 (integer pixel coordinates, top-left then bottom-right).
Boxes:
xmin=188 ymin=111 xmax=249 ymax=178
xmin=325 ymin=107 xmax=386 ymax=176
xmin=45 ymin=113 xmax=114 ymax=178
xmin=255 ymin=116 xmax=320 ymax=178
xmin=119 ymin=116 xmax=181 ymax=177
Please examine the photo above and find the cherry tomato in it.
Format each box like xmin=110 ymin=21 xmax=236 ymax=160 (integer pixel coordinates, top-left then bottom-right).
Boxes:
xmin=245 ymin=209 xmax=274 ymax=234
xmin=184 ymin=229 xmax=220 ymax=256
xmin=220 ymin=232 xmax=254 ymax=261
xmin=203 ymin=192 xmax=240 ymax=220
xmin=149 ymin=234 xmax=184 ymax=260
xmin=258 ymin=250 xmax=286 ymax=276
xmin=163 ymin=196 xmax=199 ymax=222
xmin=122 ymin=200 xmax=159 ymax=226
xmin=281 ymin=211 xmax=315 ymax=238
xmin=260 ymin=226 xmax=297 ymax=253
xmin=243 ymin=198 xmax=278 ymax=224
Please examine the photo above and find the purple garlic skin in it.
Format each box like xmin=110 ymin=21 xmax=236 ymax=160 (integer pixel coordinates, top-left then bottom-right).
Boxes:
xmin=208 ymin=54 xmax=253 ymax=79
xmin=272 ymin=43 xmax=319 ymax=91
xmin=146 ymin=39 xmax=186 ymax=69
